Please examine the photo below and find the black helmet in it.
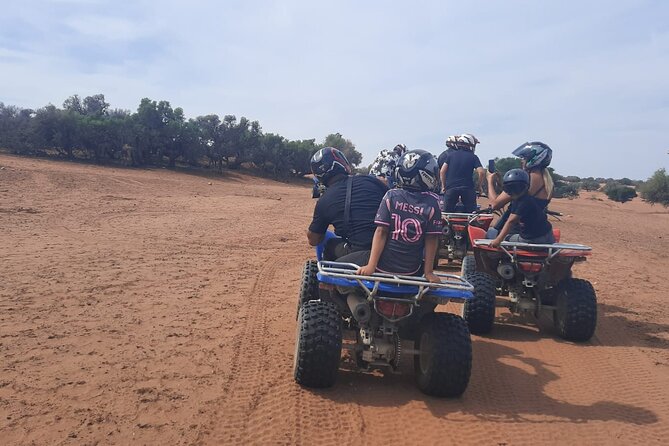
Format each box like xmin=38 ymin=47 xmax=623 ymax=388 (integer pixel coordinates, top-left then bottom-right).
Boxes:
xmin=512 ymin=141 xmax=552 ymax=169
xmin=310 ymin=147 xmax=351 ymax=185
xmin=502 ymin=168 xmax=530 ymax=196
xmin=395 ymin=149 xmax=440 ymax=192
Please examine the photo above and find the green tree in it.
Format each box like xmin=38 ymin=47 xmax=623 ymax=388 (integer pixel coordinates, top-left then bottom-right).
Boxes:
xmin=639 ymin=168 xmax=669 ymax=207
xmin=323 ymin=133 xmax=362 ymax=166
xmin=82 ymin=94 xmax=110 ymax=117
xmin=492 ymin=157 xmax=522 ymax=177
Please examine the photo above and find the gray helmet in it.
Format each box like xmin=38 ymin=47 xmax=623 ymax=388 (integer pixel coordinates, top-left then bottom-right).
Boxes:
xmin=513 ymin=141 xmax=552 ymax=169
xmin=395 ymin=149 xmax=440 ymax=192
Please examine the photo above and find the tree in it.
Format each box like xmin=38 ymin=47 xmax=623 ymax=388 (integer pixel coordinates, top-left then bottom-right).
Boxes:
xmin=83 ymin=94 xmax=110 ymax=117
xmin=639 ymin=168 xmax=669 ymax=207
xmin=323 ymin=133 xmax=362 ymax=166
xmin=286 ymin=139 xmax=319 ymax=176
xmin=492 ymin=157 xmax=522 ymax=177
xmin=63 ymin=95 xmax=84 ymax=114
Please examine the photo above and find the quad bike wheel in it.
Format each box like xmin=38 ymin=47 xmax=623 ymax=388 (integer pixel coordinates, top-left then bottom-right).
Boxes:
xmin=461 ymin=255 xmax=476 ymax=279
xmin=294 ymin=300 xmax=342 ymax=388
xmin=414 ymin=313 xmax=472 ymax=397
xmin=554 ymin=278 xmax=597 ymax=342
xmin=463 ymin=272 xmax=497 ymax=334
xmin=296 ymin=260 xmax=319 ymax=319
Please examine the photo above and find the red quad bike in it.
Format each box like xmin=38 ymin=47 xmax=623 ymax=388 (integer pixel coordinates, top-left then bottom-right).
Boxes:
xmin=461 ymin=225 xmax=597 ymax=342
xmin=438 ymin=211 xmax=494 ymax=266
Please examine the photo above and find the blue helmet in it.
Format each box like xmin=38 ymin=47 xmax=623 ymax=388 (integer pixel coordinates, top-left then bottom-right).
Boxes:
xmin=310 ymin=147 xmax=352 ymax=185
xmin=502 ymin=168 xmax=530 ymax=196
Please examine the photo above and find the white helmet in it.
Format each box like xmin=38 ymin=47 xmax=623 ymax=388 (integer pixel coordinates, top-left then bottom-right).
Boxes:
xmin=393 ymin=143 xmax=407 ymax=155
xmin=456 ymin=133 xmax=480 ymax=151
xmin=445 ymin=135 xmax=459 ymax=149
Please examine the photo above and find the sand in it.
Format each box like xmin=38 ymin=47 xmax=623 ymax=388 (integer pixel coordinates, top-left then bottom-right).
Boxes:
xmin=1 ymin=154 xmax=668 ymax=445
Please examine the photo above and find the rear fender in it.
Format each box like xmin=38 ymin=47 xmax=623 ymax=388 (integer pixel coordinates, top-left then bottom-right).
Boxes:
xmin=468 ymin=225 xmax=487 ymax=244
xmin=316 ymin=230 xmax=340 ymax=261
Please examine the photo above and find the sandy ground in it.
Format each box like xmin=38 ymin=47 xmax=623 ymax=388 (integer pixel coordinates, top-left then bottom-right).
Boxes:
xmin=1 ymin=154 xmax=668 ymax=445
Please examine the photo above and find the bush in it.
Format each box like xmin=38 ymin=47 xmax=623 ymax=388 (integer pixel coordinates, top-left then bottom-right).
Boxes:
xmin=617 ymin=177 xmax=634 ymax=186
xmin=553 ymin=181 xmax=579 ymax=199
xmin=581 ymin=179 xmax=601 ymax=191
xmin=604 ymin=183 xmax=637 ymax=203
xmin=639 ymin=168 xmax=669 ymax=207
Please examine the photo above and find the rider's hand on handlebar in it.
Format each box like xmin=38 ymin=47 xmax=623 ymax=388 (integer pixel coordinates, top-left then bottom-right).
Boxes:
xmin=490 ymin=237 xmax=503 ymax=248
xmin=356 ymin=264 xmax=376 ymax=276
xmin=425 ymin=271 xmax=441 ymax=284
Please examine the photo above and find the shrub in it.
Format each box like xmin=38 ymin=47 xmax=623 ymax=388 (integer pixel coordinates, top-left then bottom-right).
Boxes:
xmin=553 ymin=181 xmax=579 ymax=199
xmin=581 ymin=179 xmax=601 ymax=191
xmin=639 ymin=168 xmax=669 ymax=207
xmin=604 ymin=183 xmax=637 ymax=203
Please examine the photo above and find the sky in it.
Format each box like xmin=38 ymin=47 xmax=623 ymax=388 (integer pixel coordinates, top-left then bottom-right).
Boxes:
xmin=1 ymin=0 xmax=668 ymax=179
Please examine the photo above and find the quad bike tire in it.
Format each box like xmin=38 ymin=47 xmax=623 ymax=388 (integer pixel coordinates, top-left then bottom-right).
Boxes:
xmin=461 ymin=255 xmax=476 ymax=279
xmin=554 ymin=278 xmax=597 ymax=342
xmin=296 ymin=260 xmax=319 ymax=319
xmin=414 ymin=313 xmax=472 ymax=397
xmin=294 ymin=300 xmax=342 ymax=388
xmin=463 ymin=272 xmax=497 ymax=334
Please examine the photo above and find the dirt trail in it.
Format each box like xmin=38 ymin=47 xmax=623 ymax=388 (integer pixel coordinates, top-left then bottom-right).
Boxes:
xmin=1 ymin=154 xmax=667 ymax=445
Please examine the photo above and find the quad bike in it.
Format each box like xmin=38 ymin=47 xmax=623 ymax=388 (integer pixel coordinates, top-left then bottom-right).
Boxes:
xmin=437 ymin=210 xmax=495 ymax=266
xmin=461 ymin=225 xmax=597 ymax=342
xmin=294 ymin=231 xmax=475 ymax=397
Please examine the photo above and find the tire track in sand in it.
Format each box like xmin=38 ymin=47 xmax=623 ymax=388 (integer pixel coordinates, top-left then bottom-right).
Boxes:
xmin=202 ymin=250 xmax=363 ymax=445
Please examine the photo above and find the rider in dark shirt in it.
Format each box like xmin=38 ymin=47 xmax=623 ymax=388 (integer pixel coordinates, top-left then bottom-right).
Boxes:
xmin=437 ymin=135 xmax=458 ymax=169
xmin=439 ymin=134 xmax=485 ymax=212
xmin=490 ymin=169 xmax=554 ymax=247
xmin=307 ymin=147 xmax=387 ymax=259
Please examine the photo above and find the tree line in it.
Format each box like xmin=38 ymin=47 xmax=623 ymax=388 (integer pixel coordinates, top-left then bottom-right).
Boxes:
xmin=1 ymin=94 xmax=667 ymax=206
xmin=0 ymin=94 xmax=362 ymax=178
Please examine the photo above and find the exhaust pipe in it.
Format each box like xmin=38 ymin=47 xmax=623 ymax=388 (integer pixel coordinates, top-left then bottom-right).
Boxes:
xmin=347 ymin=294 xmax=371 ymax=324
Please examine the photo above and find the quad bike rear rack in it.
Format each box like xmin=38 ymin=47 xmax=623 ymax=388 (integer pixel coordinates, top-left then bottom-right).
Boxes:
xmin=442 ymin=212 xmax=495 ymax=224
xmin=317 ymin=261 xmax=473 ymax=304
xmin=472 ymin=239 xmax=592 ymax=263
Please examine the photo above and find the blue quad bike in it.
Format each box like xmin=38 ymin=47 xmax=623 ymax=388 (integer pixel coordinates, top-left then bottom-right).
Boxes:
xmin=293 ymin=232 xmax=475 ymax=397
